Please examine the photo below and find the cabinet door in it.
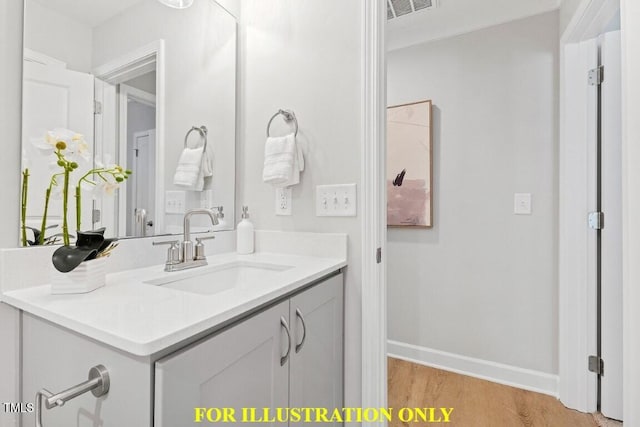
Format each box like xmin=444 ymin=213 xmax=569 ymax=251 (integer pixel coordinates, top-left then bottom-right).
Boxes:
xmin=289 ymin=274 xmax=344 ymax=426
xmin=155 ymin=301 xmax=290 ymax=427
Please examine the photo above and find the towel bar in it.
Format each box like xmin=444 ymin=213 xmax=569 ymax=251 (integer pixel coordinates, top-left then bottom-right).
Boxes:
xmin=35 ymin=365 xmax=110 ymax=427
xmin=184 ymin=125 xmax=208 ymax=150
xmin=267 ymin=109 xmax=298 ymax=137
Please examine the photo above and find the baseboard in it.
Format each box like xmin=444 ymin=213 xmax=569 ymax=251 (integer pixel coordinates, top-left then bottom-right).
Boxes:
xmin=387 ymin=340 xmax=559 ymax=398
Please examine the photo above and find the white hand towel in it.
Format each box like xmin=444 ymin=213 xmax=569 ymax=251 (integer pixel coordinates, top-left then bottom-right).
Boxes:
xmin=263 ymin=133 xmax=304 ymax=188
xmin=173 ymin=146 xmax=205 ymax=191
xmin=282 ymin=137 xmax=304 ymax=187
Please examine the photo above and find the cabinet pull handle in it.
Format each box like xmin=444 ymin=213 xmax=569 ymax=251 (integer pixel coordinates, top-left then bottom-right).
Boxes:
xmin=280 ymin=317 xmax=292 ymax=366
xmin=35 ymin=365 xmax=110 ymax=427
xmin=295 ymin=308 xmax=307 ymax=353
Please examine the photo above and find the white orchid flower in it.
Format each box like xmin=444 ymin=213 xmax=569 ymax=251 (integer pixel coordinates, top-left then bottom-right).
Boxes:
xmin=31 ymin=128 xmax=91 ymax=164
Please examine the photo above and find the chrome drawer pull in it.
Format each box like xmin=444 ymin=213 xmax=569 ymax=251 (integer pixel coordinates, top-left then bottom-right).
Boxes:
xmin=35 ymin=365 xmax=110 ymax=427
xmin=280 ymin=317 xmax=292 ymax=366
xmin=295 ymin=308 xmax=307 ymax=353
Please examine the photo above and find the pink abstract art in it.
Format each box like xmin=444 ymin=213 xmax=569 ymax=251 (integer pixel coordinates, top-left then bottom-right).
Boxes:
xmin=387 ymin=100 xmax=432 ymax=227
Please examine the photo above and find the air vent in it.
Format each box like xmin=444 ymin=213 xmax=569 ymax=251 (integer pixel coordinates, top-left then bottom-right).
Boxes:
xmin=387 ymin=0 xmax=437 ymax=20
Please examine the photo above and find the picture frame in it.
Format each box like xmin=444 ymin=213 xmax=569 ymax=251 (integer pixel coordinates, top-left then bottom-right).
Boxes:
xmin=386 ymin=100 xmax=433 ymax=228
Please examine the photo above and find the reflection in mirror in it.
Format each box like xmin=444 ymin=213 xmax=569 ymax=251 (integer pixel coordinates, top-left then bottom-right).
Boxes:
xmin=20 ymin=0 xmax=237 ymax=246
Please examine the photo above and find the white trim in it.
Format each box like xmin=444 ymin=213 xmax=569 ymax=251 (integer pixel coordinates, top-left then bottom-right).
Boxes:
xmin=558 ymin=0 xmax=619 ymax=412
xmin=121 ymin=84 xmax=156 ymax=107
xmin=95 ymin=40 xmax=165 ymax=236
xmin=361 ymin=0 xmax=387 ymax=423
xmin=561 ymin=0 xmax=620 ymax=44
xmin=388 ymin=340 xmax=560 ymax=398
xmin=23 ymin=48 xmax=66 ymax=68
xmin=92 ymin=40 xmax=162 ymax=84
xmin=620 ymin=0 xmax=640 ymax=424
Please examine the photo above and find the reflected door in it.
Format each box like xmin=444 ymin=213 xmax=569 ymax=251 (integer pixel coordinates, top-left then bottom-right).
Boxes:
xmin=22 ymin=60 xmax=94 ymax=240
xmin=130 ymin=130 xmax=156 ymax=237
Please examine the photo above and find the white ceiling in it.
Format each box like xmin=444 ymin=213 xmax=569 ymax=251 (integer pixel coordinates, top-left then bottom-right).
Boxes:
xmin=387 ymin=0 xmax=562 ymax=51
xmin=32 ymin=0 xmax=143 ymax=27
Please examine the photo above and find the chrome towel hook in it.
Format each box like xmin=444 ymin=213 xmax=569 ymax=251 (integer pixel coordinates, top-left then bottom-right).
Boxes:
xmin=266 ymin=109 xmax=298 ymax=137
xmin=35 ymin=365 xmax=110 ymax=427
xmin=184 ymin=125 xmax=208 ymax=150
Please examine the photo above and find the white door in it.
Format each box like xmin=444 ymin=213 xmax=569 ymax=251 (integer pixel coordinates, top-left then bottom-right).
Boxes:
xmin=289 ymin=274 xmax=344 ymax=427
xmin=154 ymin=301 xmax=290 ymax=427
xmin=130 ymin=130 xmax=156 ymax=236
xmin=22 ymin=61 xmax=94 ymax=241
xmin=94 ymin=78 xmax=118 ymax=235
xmin=600 ymin=30 xmax=623 ymax=421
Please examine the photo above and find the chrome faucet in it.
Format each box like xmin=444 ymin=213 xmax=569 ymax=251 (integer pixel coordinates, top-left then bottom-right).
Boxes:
xmin=153 ymin=208 xmax=219 ymax=272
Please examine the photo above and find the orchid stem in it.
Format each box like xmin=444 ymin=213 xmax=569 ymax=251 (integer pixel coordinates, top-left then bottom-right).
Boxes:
xmin=62 ymin=168 xmax=70 ymax=245
xmin=76 ymin=185 xmax=81 ymax=232
xmin=21 ymin=169 xmax=29 ymax=247
xmin=40 ymin=188 xmax=51 ymax=245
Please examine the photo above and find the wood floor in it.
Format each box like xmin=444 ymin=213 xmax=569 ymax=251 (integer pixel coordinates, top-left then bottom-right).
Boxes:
xmin=388 ymin=357 xmax=599 ymax=427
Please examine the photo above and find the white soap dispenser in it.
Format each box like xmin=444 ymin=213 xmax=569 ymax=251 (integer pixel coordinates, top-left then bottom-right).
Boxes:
xmin=237 ymin=206 xmax=254 ymax=254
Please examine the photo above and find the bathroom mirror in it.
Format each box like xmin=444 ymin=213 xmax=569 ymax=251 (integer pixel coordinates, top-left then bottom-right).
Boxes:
xmin=20 ymin=0 xmax=237 ymax=246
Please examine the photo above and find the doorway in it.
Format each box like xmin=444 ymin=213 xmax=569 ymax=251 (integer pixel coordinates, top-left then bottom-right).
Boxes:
xmin=382 ymin=3 xmax=623 ymax=426
xmin=119 ymin=80 xmax=157 ymax=237
xmin=93 ymin=40 xmax=165 ymax=238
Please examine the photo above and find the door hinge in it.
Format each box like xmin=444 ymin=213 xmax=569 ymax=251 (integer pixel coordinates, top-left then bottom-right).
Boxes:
xmin=588 ymin=211 xmax=604 ymax=230
xmin=588 ymin=355 xmax=604 ymax=375
xmin=94 ymin=100 xmax=103 ymax=115
xmin=588 ymin=66 xmax=604 ymax=86
xmin=376 ymin=247 xmax=382 ymax=264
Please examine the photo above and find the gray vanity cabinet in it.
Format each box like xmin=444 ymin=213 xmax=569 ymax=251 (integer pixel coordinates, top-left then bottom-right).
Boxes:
xmin=20 ymin=272 xmax=343 ymax=427
xmin=154 ymin=273 xmax=344 ymax=427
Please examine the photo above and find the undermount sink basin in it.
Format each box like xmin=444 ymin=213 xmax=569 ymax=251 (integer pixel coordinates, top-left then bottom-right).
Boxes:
xmin=144 ymin=261 xmax=293 ymax=295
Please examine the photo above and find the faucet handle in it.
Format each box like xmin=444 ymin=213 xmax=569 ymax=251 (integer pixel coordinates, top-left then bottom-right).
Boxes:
xmin=153 ymin=240 xmax=181 ymax=265
xmin=194 ymin=235 xmax=215 ymax=261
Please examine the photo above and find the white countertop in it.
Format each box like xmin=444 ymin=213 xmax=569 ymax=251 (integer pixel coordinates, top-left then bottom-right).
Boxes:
xmin=2 ymin=252 xmax=346 ymax=356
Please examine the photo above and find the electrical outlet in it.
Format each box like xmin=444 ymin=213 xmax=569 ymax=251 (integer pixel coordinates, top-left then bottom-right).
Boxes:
xmin=165 ymin=191 xmax=186 ymax=214
xmin=275 ymin=187 xmax=292 ymax=216
xmin=316 ymin=184 xmax=357 ymax=217
xmin=514 ymin=193 xmax=532 ymax=215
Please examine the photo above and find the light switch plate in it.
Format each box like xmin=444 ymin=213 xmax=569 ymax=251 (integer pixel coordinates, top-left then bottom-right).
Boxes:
xmin=165 ymin=191 xmax=186 ymax=214
xmin=514 ymin=193 xmax=532 ymax=215
xmin=316 ymin=184 xmax=357 ymax=217
xmin=275 ymin=187 xmax=292 ymax=216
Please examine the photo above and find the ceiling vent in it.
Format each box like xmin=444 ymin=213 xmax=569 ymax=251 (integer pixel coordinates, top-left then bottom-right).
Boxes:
xmin=387 ymin=0 xmax=437 ymax=20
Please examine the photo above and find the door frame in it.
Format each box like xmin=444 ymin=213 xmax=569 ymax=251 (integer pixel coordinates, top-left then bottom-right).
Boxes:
xmin=93 ymin=40 xmax=166 ymax=236
xmin=361 ymin=0 xmax=387 ymax=423
xmin=620 ymin=0 xmax=640 ymax=424
xmin=558 ymin=0 xmax=620 ymax=413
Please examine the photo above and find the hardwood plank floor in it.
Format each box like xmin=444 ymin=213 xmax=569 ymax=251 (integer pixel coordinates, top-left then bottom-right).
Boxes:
xmin=388 ymin=357 xmax=598 ymax=427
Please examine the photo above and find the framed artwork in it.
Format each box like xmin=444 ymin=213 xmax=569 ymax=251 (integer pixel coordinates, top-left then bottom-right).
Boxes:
xmin=387 ymin=100 xmax=433 ymax=227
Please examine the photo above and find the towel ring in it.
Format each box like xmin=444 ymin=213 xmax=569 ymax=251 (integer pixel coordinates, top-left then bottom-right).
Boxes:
xmin=184 ymin=125 xmax=208 ymax=151
xmin=266 ymin=109 xmax=298 ymax=137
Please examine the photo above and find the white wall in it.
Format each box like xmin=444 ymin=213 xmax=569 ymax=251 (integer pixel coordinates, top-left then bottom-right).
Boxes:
xmin=239 ymin=0 xmax=364 ymax=411
xmin=0 ymin=0 xmax=23 ymax=423
xmin=24 ymin=0 xmax=93 ymax=72
xmin=387 ymin=12 xmax=559 ymax=377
